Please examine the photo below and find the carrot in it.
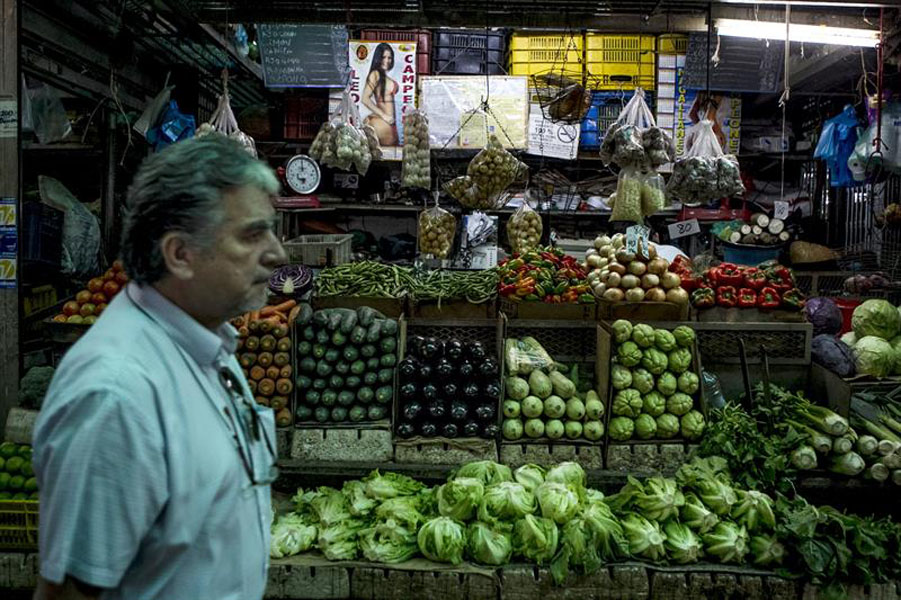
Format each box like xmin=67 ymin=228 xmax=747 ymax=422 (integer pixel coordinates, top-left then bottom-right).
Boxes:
xmin=233 ymin=315 xmax=246 ymax=328
xmin=273 ymin=352 xmax=290 ymax=367
xmin=266 ymin=366 xmax=281 ymax=380
xmin=249 ymin=310 xmax=261 ymax=323
xmin=257 ymin=352 xmax=273 ymax=368
xmin=258 ymin=378 xmax=276 ymax=396
xmin=276 ymin=337 xmax=292 ymax=352
xmin=276 ymin=378 xmax=294 ymax=395
xmin=249 ymin=365 xmax=266 ymax=381
xmin=261 ymin=299 xmax=296 ymax=317
xmin=255 ymin=396 xmax=270 ymax=407
xmin=244 ymin=336 xmax=260 ymax=351
xmin=270 ymin=396 xmax=287 ymax=411
xmin=287 ymin=305 xmax=301 ymax=324
xmin=279 ymin=365 xmax=293 ymax=379
xmin=237 ymin=326 xmax=249 ymax=338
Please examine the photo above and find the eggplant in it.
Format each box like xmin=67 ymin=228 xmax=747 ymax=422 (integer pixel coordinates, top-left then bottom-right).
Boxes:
xmin=482 ymin=382 xmax=501 ymax=401
xmin=418 ymin=364 xmax=434 ymax=382
xmin=422 ymin=383 xmax=438 ymax=401
xmin=479 ymin=358 xmax=499 ymax=378
xmin=442 ymin=423 xmax=459 ymax=438
xmin=396 ymin=422 xmax=416 ymax=439
xmin=450 ymin=400 xmax=469 ymax=422
xmin=420 ymin=422 xmax=438 ymax=437
xmin=399 ymin=382 xmax=418 ymax=401
xmin=435 ymin=359 xmax=454 ymax=379
xmin=398 ymin=357 xmax=419 ymax=379
xmin=420 ymin=337 xmax=443 ymax=360
xmin=408 ymin=335 xmax=426 ymax=358
xmin=468 ymin=342 xmax=487 ymax=361
xmin=428 ymin=401 xmax=447 ymax=420
xmin=459 ymin=361 xmax=474 ymax=378
xmin=463 ymin=383 xmax=480 ymax=401
xmin=445 ymin=339 xmax=464 ymax=361
xmin=442 ymin=383 xmax=459 ymax=400
xmin=475 ymin=403 xmax=497 ymax=422
xmin=463 ymin=421 xmax=481 ymax=437
xmin=482 ymin=423 xmax=501 ymax=439
xmin=403 ymin=401 xmax=423 ymax=421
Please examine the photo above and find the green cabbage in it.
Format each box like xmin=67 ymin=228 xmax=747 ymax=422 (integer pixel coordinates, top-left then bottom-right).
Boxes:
xmin=364 ymin=470 xmax=426 ymax=499
xmin=545 ymin=462 xmax=587 ymax=490
xmin=642 ymin=391 xmax=666 ymax=417
xmin=513 ymin=514 xmax=559 ymax=564
xmin=663 ymin=520 xmax=701 ymax=564
xmin=342 ymin=480 xmax=378 ymax=517
xmin=667 ymin=348 xmax=693 ymax=373
xmin=618 ymin=341 xmax=643 ymax=367
xmin=436 ymin=477 xmax=484 ymax=521
xmin=359 ymin=519 xmax=418 ymax=563
xmin=453 ymin=461 xmax=513 ymax=486
xmin=702 ymin=521 xmax=749 ymax=564
xmin=630 ymin=368 xmax=655 ymax=394
xmin=749 ymin=534 xmax=786 ymax=567
xmin=677 ymin=371 xmax=699 ymax=395
xmin=853 ymin=335 xmax=896 ymax=378
xmin=550 ymin=516 xmax=602 ymax=584
xmin=581 ymin=502 xmax=629 ymax=560
xmin=655 ymin=413 xmax=680 ymax=438
xmin=611 ymin=319 xmax=634 ymax=344
xmin=270 ymin=514 xmax=318 ymax=558
xmin=417 ymin=517 xmax=465 ymax=564
xmin=672 ymin=325 xmax=696 ymax=348
xmin=656 ymin=371 xmax=677 ymax=396
xmin=634 ymin=414 xmax=658 ymax=439
xmin=466 ymin=521 xmax=513 ymax=566
xmin=680 ymin=410 xmax=706 ymax=440
xmin=478 ymin=481 xmax=537 ymax=522
xmin=665 ymin=393 xmax=693 ymax=416
xmin=310 ymin=486 xmax=352 ymax=527
xmin=513 ymin=464 xmax=546 ymax=492
xmin=731 ymin=490 xmax=776 ymax=532
xmin=655 ymin=329 xmax=677 ymax=352
xmin=375 ymin=496 xmax=424 ymax=532
xmin=536 ymin=482 xmax=580 ymax=524
xmin=680 ymin=492 xmax=719 ymax=534
xmin=318 ymin=519 xmax=366 ymax=561
xmin=841 ymin=331 xmax=858 ymax=347
xmin=631 ymin=476 xmax=685 ymax=521
xmin=613 ymin=388 xmax=643 ymax=418
xmin=631 ymin=323 xmax=656 ymax=348
xmin=611 ymin=364 xmax=633 ymax=390
xmin=852 ymin=298 xmax=901 ymax=340
xmin=609 ymin=416 xmax=635 ymax=441
xmin=620 ymin=512 xmax=667 ymax=561
xmin=641 ymin=348 xmax=669 ymax=375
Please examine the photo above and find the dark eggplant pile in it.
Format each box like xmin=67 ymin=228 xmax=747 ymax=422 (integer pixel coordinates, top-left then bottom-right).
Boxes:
xmin=394 ymin=336 xmax=501 ymax=440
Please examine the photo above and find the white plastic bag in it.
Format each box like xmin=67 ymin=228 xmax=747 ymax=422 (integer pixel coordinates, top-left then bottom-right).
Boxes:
xmin=39 ymin=176 xmax=100 ymax=277
xmin=667 ymin=120 xmax=744 ymax=204
xmin=600 ymin=89 xmax=674 ymax=169
xmin=196 ymin=79 xmax=257 ymax=158
xmin=609 ymin=168 xmax=644 ymax=223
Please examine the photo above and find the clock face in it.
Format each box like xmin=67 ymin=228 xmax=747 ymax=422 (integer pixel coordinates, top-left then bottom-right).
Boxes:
xmin=285 ymin=155 xmax=321 ymax=195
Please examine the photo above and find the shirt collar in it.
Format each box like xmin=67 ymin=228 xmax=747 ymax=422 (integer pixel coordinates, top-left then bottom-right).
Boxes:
xmin=126 ymin=282 xmax=238 ymax=366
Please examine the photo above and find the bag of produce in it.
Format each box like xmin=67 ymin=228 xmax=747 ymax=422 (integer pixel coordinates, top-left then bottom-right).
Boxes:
xmin=361 ymin=123 xmax=383 ymax=161
xmin=640 ymin=170 xmax=667 ymax=216
xmin=609 ymin=168 xmax=644 ymax=223
xmin=445 ymin=134 xmax=528 ymax=210
xmin=195 ymin=81 xmax=257 ymax=157
xmin=418 ymin=198 xmax=456 ymax=259
xmin=600 ymin=88 xmax=673 ymax=169
xmin=309 ymin=121 xmax=336 ymax=163
xmin=402 ymin=110 xmax=431 ymax=189
xmin=507 ymin=199 xmax=543 ymax=254
xmin=667 ymin=120 xmax=744 ymax=204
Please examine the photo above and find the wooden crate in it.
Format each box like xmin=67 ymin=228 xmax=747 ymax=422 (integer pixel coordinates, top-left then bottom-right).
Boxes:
xmin=694 ymin=306 xmax=805 ymax=323
xmin=312 ymin=296 xmax=406 ymax=318
xmin=290 ymin=424 xmax=394 ymax=462
xmin=409 ymin=299 xmax=497 ymax=319
xmin=598 ymin=300 xmax=689 ymax=322
xmin=499 ymin=298 xmax=597 ymax=321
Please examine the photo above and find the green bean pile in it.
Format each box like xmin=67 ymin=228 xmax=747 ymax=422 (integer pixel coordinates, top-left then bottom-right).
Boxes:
xmin=409 ymin=268 xmax=498 ymax=304
xmin=315 ymin=262 xmax=416 ymax=298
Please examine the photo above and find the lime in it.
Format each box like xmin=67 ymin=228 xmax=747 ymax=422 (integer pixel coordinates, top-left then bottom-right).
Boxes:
xmin=12 ymin=492 xmax=27 ymax=500
xmin=17 ymin=445 xmax=32 ymax=459
xmin=20 ymin=461 xmax=33 ymax=478
xmin=5 ymin=457 xmax=23 ymax=474
xmin=0 ymin=457 xmax=5 ymax=471
xmin=8 ymin=475 xmax=24 ymax=491
xmin=0 ymin=491 xmax=11 ymax=500
xmin=0 ymin=473 xmax=9 ymax=490
xmin=24 ymin=477 xmax=37 ymax=492
xmin=29 ymin=491 xmax=39 ymax=500
xmin=0 ymin=442 xmax=15 ymax=459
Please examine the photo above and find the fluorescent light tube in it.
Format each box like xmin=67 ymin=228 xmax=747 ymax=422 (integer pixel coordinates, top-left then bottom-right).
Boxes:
xmin=715 ymin=18 xmax=880 ymax=47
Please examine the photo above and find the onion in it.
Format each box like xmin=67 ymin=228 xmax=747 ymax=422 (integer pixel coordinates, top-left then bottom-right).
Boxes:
xmin=602 ymin=247 xmax=616 ymax=259
xmin=621 ymin=274 xmax=640 ymax=290
xmin=666 ymin=287 xmax=690 ymax=305
xmin=603 ymin=287 xmax=625 ymax=302
xmin=616 ymin=249 xmax=635 ymax=264
xmin=586 ymin=248 xmax=598 ymax=258
xmin=595 ymin=235 xmax=611 ymax=249
xmin=608 ymin=262 xmax=627 ymax=276
xmin=647 ymin=257 xmax=669 ymax=275
xmin=605 ymin=271 xmax=622 ymax=287
xmin=628 ymin=261 xmax=648 ymax=277
xmin=592 ymin=281 xmax=606 ymax=296
xmin=587 ymin=254 xmax=603 ymax=268
xmin=661 ymin=271 xmax=682 ymax=290
xmin=641 ymin=273 xmax=660 ymax=289
xmin=625 ymin=287 xmax=646 ymax=302
xmin=587 ymin=270 xmax=601 ymax=284
xmin=646 ymin=244 xmax=658 ymax=260
xmin=597 ymin=257 xmax=609 ymax=269
xmin=645 ymin=287 xmax=667 ymax=302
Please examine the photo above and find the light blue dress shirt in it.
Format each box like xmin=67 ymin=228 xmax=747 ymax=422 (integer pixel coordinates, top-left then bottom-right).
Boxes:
xmin=33 ymin=282 xmax=275 ymax=600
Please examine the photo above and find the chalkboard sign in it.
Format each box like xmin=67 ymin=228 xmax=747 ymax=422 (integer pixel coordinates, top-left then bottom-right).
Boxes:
xmin=682 ymin=32 xmax=783 ymax=93
xmin=258 ymin=24 xmax=350 ymax=88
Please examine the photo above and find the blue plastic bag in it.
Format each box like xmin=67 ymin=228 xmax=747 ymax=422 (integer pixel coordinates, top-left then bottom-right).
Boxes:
xmin=146 ymin=100 xmax=196 ymax=152
xmin=814 ymin=104 xmax=860 ymax=187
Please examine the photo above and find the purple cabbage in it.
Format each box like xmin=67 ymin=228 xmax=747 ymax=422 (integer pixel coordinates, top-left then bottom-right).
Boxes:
xmin=811 ymin=334 xmax=855 ymax=378
xmin=269 ymin=264 xmax=313 ymax=296
xmin=804 ymin=297 xmax=843 ymax=337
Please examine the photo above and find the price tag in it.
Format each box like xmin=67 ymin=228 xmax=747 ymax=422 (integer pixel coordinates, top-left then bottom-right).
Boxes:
xmin=774 ymin=201 xmax=790 ymax=221
xmin=668 ymin=218 xmax=701 ymax=240
xmin=625 ymin=224 xmax=651 ymax=257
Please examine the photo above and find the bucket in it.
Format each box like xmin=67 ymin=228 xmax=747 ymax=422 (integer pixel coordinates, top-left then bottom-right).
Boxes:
xmin=833 ymin=297 xmax=862 ymax=335
xmin=722 ymin=242 xmax=782 ymax=267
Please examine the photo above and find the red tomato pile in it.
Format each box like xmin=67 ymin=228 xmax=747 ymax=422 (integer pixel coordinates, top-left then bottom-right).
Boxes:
xmin=52 ymin=260 xmax=129 ymax=325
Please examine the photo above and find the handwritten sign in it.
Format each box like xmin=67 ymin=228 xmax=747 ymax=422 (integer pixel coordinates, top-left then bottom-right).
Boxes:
xmin=626 ymin=224 xmax=651 ymax=257
xmin=258 ymin=24 xmax=350 ymax=88
xmin=774 ymin=201 xmax=790 ymax=221
xmin=0 ymin=100 xmax=16 ymax=138
xmin=668 ymin=219 xmax=700 ymax=240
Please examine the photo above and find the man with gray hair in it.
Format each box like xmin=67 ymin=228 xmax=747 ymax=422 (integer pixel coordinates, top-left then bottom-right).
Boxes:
xmin=32 ymin=135 xmax=287 ymax=600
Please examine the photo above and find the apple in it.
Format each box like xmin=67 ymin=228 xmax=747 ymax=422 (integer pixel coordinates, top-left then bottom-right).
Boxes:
xmin=66 ymin=315 xmax=84 ymax=324
xmin=114 ymin=271 xmax=129 ymax=285
xmin=112 ymin=259 xmax=125 ymax=272
xmin=62 ymin=301 xmax=80 ymax=316
xmin=91 ymin=293 xmax=107 ymax=306
xmin=95 ymin=302 xmax=107 ymax=315
xmin=75 ymin=290 xmax=92 ymax=304
xmin=79 ymin=303 xmax=96 ymax=317
xmin=87 ymin=278 xmax=104 ymax=293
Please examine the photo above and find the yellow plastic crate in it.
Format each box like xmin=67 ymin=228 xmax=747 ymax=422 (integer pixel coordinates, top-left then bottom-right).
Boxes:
xmin=509 ymin=32 xmax=584 ymax=79
xmin=0 ymin=500 xmax=39 ymax=550
xmin=585 ymin=34 xmax=656 ymax=90
xmin=658 ymin=34 xmax=689 ymax=55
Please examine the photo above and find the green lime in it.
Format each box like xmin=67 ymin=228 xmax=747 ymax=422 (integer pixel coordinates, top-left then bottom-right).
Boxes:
xmin=0 ymin=442 xmax=15 ymax=459
xmin=5 ymin=457 xmax=23 ymax=474
xmin=8 ymin=475 xmax=24 ymax=491
xmin=0 ymin=457 xmax=5 ymax=471
xmin=24 ymin=477 xmax=38 ymax=492
xmin=12 ymin=492 xmax=27 ymax=500
xmin=20 ymin=461 xmax=33 ymax=478
xmin=0 ymin=473 xmax=9 ymax=490
xmin=29 ymin=491 xmax=39 ymax=500
xmin=0 ymin=491 xmax=11 ymax=500
xmin=17 ymin=445 xmax=32 ymax=459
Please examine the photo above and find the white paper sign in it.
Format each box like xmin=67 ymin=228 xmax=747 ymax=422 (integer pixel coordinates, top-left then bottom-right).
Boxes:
xmin=527 ymin=108 xmax=580 ymax=160
xmin=0 ymin=100 xmax=15 ymax=138
xmin=626 ymin=224 xmax=651 ymax=256
xmin=334 ymin=173 xmax=359 ymax=189
xmin=774 ymin=201 xmax=790 ymax=221
xmin=668 ymin=218 xmax=701 ymax=240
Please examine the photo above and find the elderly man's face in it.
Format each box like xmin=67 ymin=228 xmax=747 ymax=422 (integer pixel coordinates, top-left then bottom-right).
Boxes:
xmin=192 ymin=185 xmax=286 ymax=319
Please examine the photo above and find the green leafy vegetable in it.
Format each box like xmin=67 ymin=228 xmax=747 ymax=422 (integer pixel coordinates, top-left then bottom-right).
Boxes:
xmin=417 ymin=517 xmax=465 ymax=564
xmin=513 ymin=514 xmax=559 ymax=564
xmin=467 ymin=521 xmax=513 ymax=566
xmin=437 ymin=477 xmax=484 ymax=521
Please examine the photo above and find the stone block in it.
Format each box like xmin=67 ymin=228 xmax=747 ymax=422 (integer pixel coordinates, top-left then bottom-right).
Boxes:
xmin=353 ymin=566 xmax=494 ymax=600
xmin=395 ymin=440 xmax=498 ymax=465
xmin=610 ymin=565 xmax=650 ymax=600
xmin=290 ymin=428 xmax=393 ymax=462
xmin=499 ymin=444 xmax=603 ymax=470
xmin=869 ymin=583 xmax=901 ymax=600
xmin=0 ymin=553 xmax=38 ymax=590
xmin=738 ymin=575 xmax=765 ymax=600
xmin=276 ymin=428 xmax=292 ymax=460
xmin=265 ymin=562 xmax=350 ymax=599
xmin=765 ymin=576 xmax=800 ymax=600
xmin=606 ymin=444 xmax=686 ymax=474
xmin=649 ymin=571 xmax=689 ymax=600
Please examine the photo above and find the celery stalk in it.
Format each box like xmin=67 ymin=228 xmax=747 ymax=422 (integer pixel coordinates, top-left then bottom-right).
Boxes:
xmin=856 ymin=435 xmax=878 ymax=456
xmin=878 ymin=440 xmax=901 ymax=456
xmin=831 ymin=436 xmax=854 ymax=455
xmin=828 ymin=452 xmax=865 ymax=477
xmin=787 ymin=420 xmax=832 ymax=455
xmin=791 ymin=445 xmax=818 ymax=470
xmin=800 ymin=405 xmax=849 ymax=437
xmin=893 ymin=470 xmax=901 ymax=486
xmin=867 ymin=463 xmax=890 ymax=482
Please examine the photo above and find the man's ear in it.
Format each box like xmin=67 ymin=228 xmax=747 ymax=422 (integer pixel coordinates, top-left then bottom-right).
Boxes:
xmin=159 ymin=231 xmax=197 ymax=281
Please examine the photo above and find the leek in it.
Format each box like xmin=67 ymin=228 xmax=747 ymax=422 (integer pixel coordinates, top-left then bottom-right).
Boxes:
xmin=878 ymin=440 xmax=901 ymax=456
xmin=799 ymin=405 xmax=849 ymax=437
xmin=866 ymin=463 xmax=890 ymax=482
xmin=828 ymin=452 xmax=866 ymax=477
xmin=787 ymin=420 xmax=832 ymax=455
xmin=853 ymin=415 xmax=901 ymax=444
xmin=881 ymin=453 xmax=901 ymax=470
xmin=791 ymin=445 xmax=818 ymax=470
xmin=893 ymin=470 xmax=901 ymax=486
xmin=856 ymin=435 xmax=878 ymax=456
xmin=831 ymin=436 xmax=854 ymax=456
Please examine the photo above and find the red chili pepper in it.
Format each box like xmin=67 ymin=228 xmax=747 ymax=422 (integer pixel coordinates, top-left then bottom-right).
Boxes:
xmin=691 ymin=287 xmax=716 ymax=308
xmin=758 ymin=287 xmax=781 ymax=309
xmin=738 ymin=288 xmax=758 ymax=308
xmin=716 ymin=286 xmax=738 ymax=308
xmin=743 ymin=268 xmax=768 ymax=291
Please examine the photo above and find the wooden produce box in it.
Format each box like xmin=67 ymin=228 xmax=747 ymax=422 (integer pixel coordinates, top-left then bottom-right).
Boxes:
xmin=499 ymin=298 xmax=597 ymax=321
xmin=409 ymin=298 xmax=497 ymax=319
xmin=313 ymin=296 xmax=406 ymax=318
xmin=290 ymin=422 xmax=394 ymax=463
xmin=597 ymin=300 xmax=689 ymax=322
xmin=689 ymin=321 xmax=813 ymax=366
xmin=694 ymin=306 xmax=805 ymax=323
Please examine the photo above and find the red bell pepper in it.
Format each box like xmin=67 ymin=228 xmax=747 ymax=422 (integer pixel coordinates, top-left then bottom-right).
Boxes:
xmin=764 ymin=264 xmax=794 ymax=288
xmin=712 ymin=263 xmax=745 ymax=288
xmin=691 ymin=287 xmax=716 ymax=308
xmin=680 ymin=276 xmax=701 ymax=293
xmin=738 ymin=288 xmax=758 ymax=308
xmin=743 ymin=268 xmax=768 ymax=291
xmin=716 ymin=286 xmax=738 ymax=308
xmin=758 ymin=287 xmax=781 ymax=309
xmin=781 ymin=288 xmax=806 ymax=310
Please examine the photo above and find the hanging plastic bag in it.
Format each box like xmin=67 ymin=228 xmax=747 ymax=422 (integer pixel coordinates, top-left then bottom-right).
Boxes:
xmin=814 ymin=104 xmax=861 ymax=188
xmin=507 ymin=199 xmax=543 ymax=254
xmin=146 ymin=100 xmax=196 ymax=152
xmin=133 ymin=75 xmax=174 ymax=138
xmin=39 ymin=176 xmax=100 ymax=277
xmin=418 ymin=198 xmax=456 ymax=259
xmin=29 ymin=81 xmax=72 ymax=145
xmin=319 ymin=91 xmax=371 ymax=174
xmin=609 ymin=168 xmax=644 ymax=223
xmin=847 ymin=102 xmax=901 ymax=180
xmin=309 ymin=121 xmax=335 ymax=163
xmin=667 ymin=120 xmax=744 ymax=204
xmin=641 ymin=126 xmax=675 ymax=168
xmin=599 ymin=88 xmax=663 ymax=168
xmin=640 ymin=171 xmax=667 ymax=216
xmin=445 ymin=134 xmax=528 ymax=210
xmin=195 ymin=80 xmax=256 ymax=157
xmin=402 ymin=110 xmax=431 ymax=189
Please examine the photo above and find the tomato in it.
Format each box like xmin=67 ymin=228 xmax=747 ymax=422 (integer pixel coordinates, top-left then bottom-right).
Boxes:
xmin=114 ymin=271 xmax=129 ymax=285
xmin=103 ymin=269 xmax=116 ymax=281
xmin=79 ymin=303 xmax=96 ymax=317
xmin=102 ymin=281 xmax=120 ymax=298
xmin=62 ymin=301 xmax=80 ymax=316
xmin=112 ymin=259 xmax=125 ymax=272
xmin=87 ymin=278 xmax=104 ymax=293
xmin=66 ymin=314 xmax=84 ymax=324
xmin=91 ymin=293 xmax=107 ymax=306
xmin=95 ymin=302 xmax=107 ymax=315
xmin=75 ymin=290 xmax=92 ymax=305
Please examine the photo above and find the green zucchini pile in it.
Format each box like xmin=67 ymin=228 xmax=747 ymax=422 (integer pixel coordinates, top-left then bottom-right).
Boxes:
xmin=296 ymin=306 xmax=397 ymax=423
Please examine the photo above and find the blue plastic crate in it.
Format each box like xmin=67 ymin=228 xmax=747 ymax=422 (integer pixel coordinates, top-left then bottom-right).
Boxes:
xmin=579 ymin=91 xmax=654 ymax=151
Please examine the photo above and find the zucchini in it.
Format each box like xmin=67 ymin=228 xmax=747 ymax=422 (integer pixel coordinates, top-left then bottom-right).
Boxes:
xmin=380 ymin=353 xmax=397 ymax=368
xmin=315 ymin=329 xmax=331 ymax=345
xmin=368 ymin=405 xmax=387 ymax=420
xmin=337 ymin=390 xmax=355 ymax=406
xmin=305 ymin=389 xmax=321 ymax=405
xmin=331 ymin=331 xmax=347 ymax=347
xmin=331 ymin=406 xmax=349 ymax=422
xmin=312 ymin=378 xmax=328 ymax=391
xmin=312 ymin=344 xmax=327 ymax=360
xmin=380 ymin=337 xmax=397 ymax=354
xmin=316 ymin=361 xmax=333 ymax=377
xmin=335 ymin=361 xmax=350 ymax=375
xmin=324 ymin=348 xmax=340 ymax=363
xmin=297 ymin=341 xmax=313 ymax=357
xmin=321 ymin=390 xmax=338 ymax=407
xmin=366 ymin=321 xmax=382 ymax=343
xmin=297 ymin=303 xmax=314 ymax=326
xmin=296 ymin=375 xmax=313 ymax=390
xmin=350 ymin=325 xmax=368 ymax=346
xmin=375 ymin=386 xmax=393 ymax=404
xmin=301 ymin=325 xmax=316 ymax=342
xmin=366 ymin=357 xmax=380 ymax=371
xmin=300 ymin=358 xmax=317 ymax=373
xmin=350 ymin=360 xmax=366 ymax=375
xmin=329 ymin=374 xmax=344 ymax=390
xmin=363 ymin=372 xmax=379 ymax=387
xmin=343 ymin=346 xmax=360 ymax=362
xmin=357 ymin=387 xmax=374 ymax=404
xmin=345 ymin=375 xmax=362 ymax=390
xmin=377 ymin=368 xmax=394 ymax=384
xmin=357 ymin=306 xmax=385 ymax=327
xmin=340 ymin=310 xmax=358 ymax=334
xmin=312 ymin=310 xmax=329 ymax=329
xmin=380 ymin=319 xmax=398 ymax=337
xmin=360 ymin=344 xmax=377 ymax=358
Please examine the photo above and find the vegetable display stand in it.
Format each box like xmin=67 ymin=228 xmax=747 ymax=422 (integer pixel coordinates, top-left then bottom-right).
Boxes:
xmin=597 ymin=300 xmax=688 ymax=322
xmin=605 ymin=442 xmax=698 ymax=475
xmin=0 ymin=500 xmax=39 ymax=550
xmin=693 ymin=307 xmax=805 ymax=324
xmin=284 ymin=234 xmax=352 ymax=267
xmin=313 ymin=296 xmax=407 ymax=319
xmin=689 ymin=321 xmax=813 ymax=366
xmin=289 ymin=422 xmax=394 ymax=463
xmin=410 ymin=298 xmax=497 ymax=320
xmin=395 ymin=438 xmax=499 ymax=465
xmin=499 ymin=298 xmax=596 ymax=321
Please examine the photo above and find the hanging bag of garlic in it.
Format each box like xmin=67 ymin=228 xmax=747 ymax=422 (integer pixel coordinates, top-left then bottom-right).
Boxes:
xmin=195 ymin=70 xmax=257 ymax=157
